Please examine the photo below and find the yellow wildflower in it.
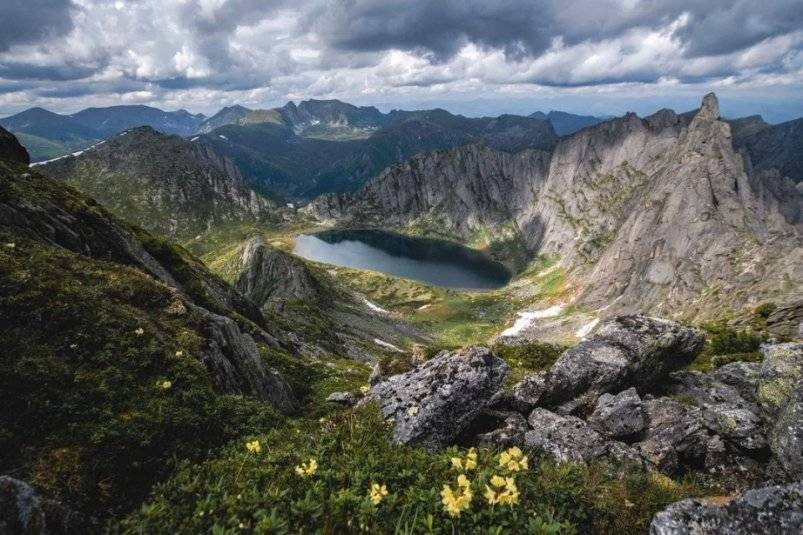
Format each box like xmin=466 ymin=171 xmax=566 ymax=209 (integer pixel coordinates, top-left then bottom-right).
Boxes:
xmin=69 ymin=343 xmax=78 ymax=349
xmin=369 ymin=483 xmax=389 ymax=505
xmin=406 ymin=405 xmax=419 ymax=416
xmin=441 ymin=475 xmax=473 ymax=517
xmin=245 ymin=440 xmax=261 ymax=454
xmin=4 ymin=243 xmax=15 ymax=249
xmin=360 ymin=385 xmax=370 ymax=395
xmin=499 ymin=446 xmax=528 ymax=472
xmin=484 ymin=474 xmax=519 ymax=507
xmin=134 ymin=327 xmax=144 ymax=336
xmin=451 ymin=448 xmax=478 ymax=472
xmin=159 ymin=380 xmax=172 ymax=389
xmin=175 ymin=350 xmax=184 ymax=357
xmin=294 ymin=458 xmax=318 ymax=477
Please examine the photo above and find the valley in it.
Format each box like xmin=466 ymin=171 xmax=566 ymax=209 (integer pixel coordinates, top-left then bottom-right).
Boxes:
xmin=1 ymin=91 xmax=801 ymax=534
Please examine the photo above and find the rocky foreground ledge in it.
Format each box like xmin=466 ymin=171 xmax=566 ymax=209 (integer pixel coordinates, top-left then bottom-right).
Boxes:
xmin=360 ymin=315 xmax=803 ymax=533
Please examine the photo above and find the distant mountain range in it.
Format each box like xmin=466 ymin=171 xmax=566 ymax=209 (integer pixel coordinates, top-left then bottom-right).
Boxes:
xmin=5 ymin=99 xmax=803 ymax=203
xmin=0 ymin=105 xmax=205 ymax=161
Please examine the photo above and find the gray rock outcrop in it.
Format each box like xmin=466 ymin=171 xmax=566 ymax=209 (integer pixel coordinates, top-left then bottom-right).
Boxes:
xmin=758 ymin=343 xmax=803 ymax=420
xmin=588 ymin=387 xmax=645 ymax=439
xmin=236 ymin=237 xmax=327 ymax=309
xmin=649 ymin=481 xmax=803 ymax=535
xmin=509 ymin=315 xmax=704 ymax=410
xmin=195 ymin=306 xmax=298 ymax=413
xmin=362 ymin=346 xmax=508 ymax=450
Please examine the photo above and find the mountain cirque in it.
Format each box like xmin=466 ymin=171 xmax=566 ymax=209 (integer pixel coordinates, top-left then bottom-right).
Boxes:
xmin=308 ymin=94 xmax=803 ymax=326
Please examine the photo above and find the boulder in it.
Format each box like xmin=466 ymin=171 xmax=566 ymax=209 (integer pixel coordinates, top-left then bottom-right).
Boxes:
xmin=757 ymin=343 xmax=803 ymax=421
xmin=509 ymin=316 xmax=704 ymax=410
xmin=0 ymin=476 xmax=95 ymax=534
xmin=588 ymin=387 xmax=645 ymax=440
xmin=476 ymin=411 xmax=529 ymax=448
xmin=701 ymin=404 xmax=766 ymax=451
xmin=361 ymin=346 xmax=508 ymax=450
xmin=636 ymin=397 xmax=710 ymax=474
xmin=524 ymin=408 xmax=610 ymax=463
xmin=768 ymin=380 xmax=803 ymax=481
xmin=649 ymin=480 xmax=803 ymax=534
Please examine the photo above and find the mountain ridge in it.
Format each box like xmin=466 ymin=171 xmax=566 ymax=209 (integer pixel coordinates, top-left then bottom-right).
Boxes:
xmin=307 ymin=94 xmax=803 ymax=323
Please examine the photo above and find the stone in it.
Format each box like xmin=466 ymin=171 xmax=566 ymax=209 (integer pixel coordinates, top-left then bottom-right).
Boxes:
xmin=588 ymin=387 xmax=645 ymax=440
xmin=0 ymin=476 xmax=95 ymax=534
xmin=768 ymin=380 xmax=803 ymax=481
xmin=510 ymin=316 xmax=704 ymax=410
xmin=524 ymin=408 xmax=609 ymax=463
xmin=636 ymin=398 xmax=710 ymax=474
xmin=649 ymin=480 xmax=803 ymax=534
xmin=326 ymin=391 xmax=357 ymax=406
xmin=361 ymin=346 xmax=508 ymax=450
xmin=476 ymin=411 xmax=529 ymax=448
xmin=701 ymin=404 xmax=766 ymax=451
xmin=757 ymin=343 xmax=803 ymax=421
xmin=368 ymin=362 xmax=382 ymax=385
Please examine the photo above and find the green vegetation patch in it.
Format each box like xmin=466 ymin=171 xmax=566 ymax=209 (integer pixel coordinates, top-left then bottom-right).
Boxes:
xmin=121 ymin=407 xmax=709 ymax=534
xmin=0 ymin=236 xmax=281 ymax=517
xmin=687 ymin=321 xmax=769 ymax=372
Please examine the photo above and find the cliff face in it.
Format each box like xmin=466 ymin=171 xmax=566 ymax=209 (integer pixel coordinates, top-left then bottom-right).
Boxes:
xmin=307 ymin=94 xmax=802 ymax=320
xmin=39 ymin=126 xmax=275 ymax=239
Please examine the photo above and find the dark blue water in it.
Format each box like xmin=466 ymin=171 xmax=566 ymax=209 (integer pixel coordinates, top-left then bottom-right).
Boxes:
xmin=294 ymin=229 xmax=511 ymax=290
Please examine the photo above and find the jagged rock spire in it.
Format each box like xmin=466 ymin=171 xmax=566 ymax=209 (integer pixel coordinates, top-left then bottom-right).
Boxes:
xmin=698 ymin=92 xmax=720 ymax=121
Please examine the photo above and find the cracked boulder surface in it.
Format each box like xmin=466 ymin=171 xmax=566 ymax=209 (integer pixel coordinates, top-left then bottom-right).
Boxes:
xmin=362 ymin=346 xmax=508 ymax=451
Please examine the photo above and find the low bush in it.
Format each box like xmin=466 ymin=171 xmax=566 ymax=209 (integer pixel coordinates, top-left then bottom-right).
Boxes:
xmin=120 ymin=407 xmax=707 ymax=534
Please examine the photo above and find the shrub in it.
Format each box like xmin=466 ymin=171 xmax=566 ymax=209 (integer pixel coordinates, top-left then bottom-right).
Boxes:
xmin=119 ymin=407 xmax=707 ymax=534
xmin=688 ymin=322 xmax=769 ymax=372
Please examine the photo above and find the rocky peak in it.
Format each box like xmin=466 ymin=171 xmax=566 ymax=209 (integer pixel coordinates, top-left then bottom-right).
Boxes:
xmin=698 ymin=92 xmax=721 ymax=121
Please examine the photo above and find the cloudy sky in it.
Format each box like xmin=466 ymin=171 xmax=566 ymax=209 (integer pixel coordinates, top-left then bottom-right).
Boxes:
xmin=1 ymin=0 xmax=802 ymax=121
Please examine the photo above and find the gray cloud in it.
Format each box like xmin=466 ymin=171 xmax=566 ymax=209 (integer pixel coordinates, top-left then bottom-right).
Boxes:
xmin=0 ymin=0 xmax=801 ymax=116
xmin=0 ymin=0 xmax=75 ymax=52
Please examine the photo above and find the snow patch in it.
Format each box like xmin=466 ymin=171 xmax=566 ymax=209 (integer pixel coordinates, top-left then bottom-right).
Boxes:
xmin=575 ymin=318 xmax=600 ymax=339
xmin=373 ymin=338 xmax=404 ymax=352
xmin=500 ymin=304 xmax=565 ymax=337
xmin=218 ymin=134 xmax=228 ymax=140
xmin=363 ymin=298 xmax=388 ymax=315
xmin=190 ymin=136 xmax=199 ymax=142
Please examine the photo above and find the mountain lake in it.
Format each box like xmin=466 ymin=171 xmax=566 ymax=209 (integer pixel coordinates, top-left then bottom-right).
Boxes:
xmin=294 ymin=229 xmax=511 ymax=290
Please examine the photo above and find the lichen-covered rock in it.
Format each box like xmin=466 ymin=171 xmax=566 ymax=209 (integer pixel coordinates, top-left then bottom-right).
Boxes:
xmin=636 ymin=398 xmax=710 ymax=474
xmin=649 ymin=480 xmax=803 ymax=534
xmin=702 ymin=404 xmax=766 ymax=451
xmin=758 ymin=343 xmax=803 ymax=421
xmin=524 ymin=408 xmax=610 ymax=463
xmin=476 ymin=410 xmax=529 ymax=448
xmin=768 ymin=380 xmax=803 ymax=481
xmin=195 ymin=306 xmax=299 ymax=413
xmin=711 ymin=362 xmax=762 ymax=405
xmin=0 ymin=476 xmax=96 ymax=534
xmin=510 ymin=316 xmax=704 ymax=410
xmin=588 ymin=387 xmax=645 ymax=440
xmin=362 ymin=346 xmax=508 ymax=450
